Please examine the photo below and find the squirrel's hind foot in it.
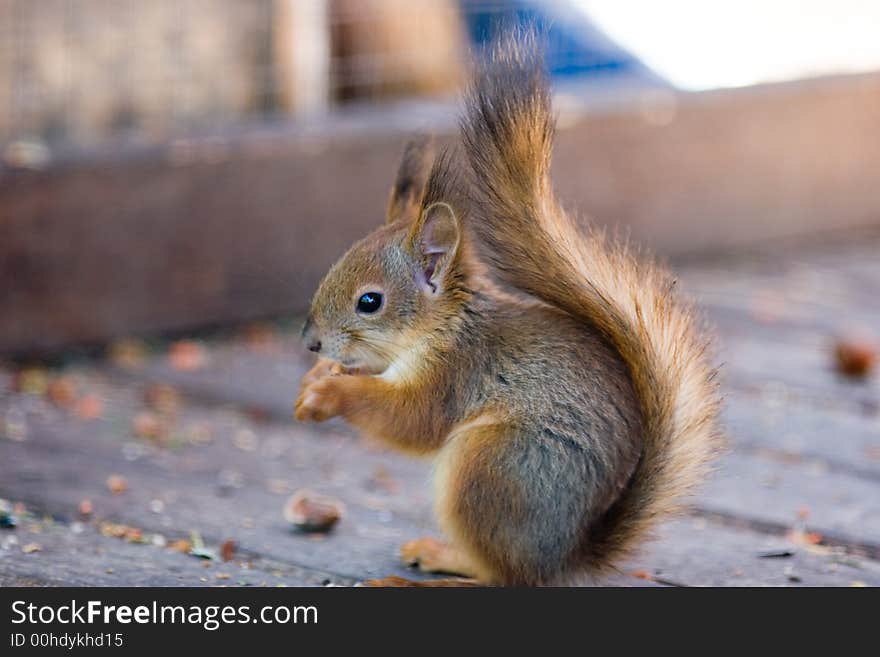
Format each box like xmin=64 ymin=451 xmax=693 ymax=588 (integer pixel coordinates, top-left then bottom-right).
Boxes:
xmin=400 ymin=536 xmax=478 ymax=577
xmin=360 ymin=576 xmax=481 ymax=587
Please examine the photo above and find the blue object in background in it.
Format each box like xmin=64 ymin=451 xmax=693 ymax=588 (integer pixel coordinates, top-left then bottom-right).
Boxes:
xmin=459 ymin=0 xmax=665 ymax=86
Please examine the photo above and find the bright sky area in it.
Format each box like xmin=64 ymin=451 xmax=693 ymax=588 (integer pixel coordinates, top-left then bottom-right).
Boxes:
xmin=576 ymin=0 xmax=880 ymax=89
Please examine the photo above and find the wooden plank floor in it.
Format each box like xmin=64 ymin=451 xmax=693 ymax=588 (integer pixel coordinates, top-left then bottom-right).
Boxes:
xmin=1 ymin=229 xmax=879 ymax=586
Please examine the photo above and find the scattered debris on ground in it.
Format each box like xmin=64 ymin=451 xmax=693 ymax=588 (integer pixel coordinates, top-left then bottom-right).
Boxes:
xmin=106 ymin=475 xmax=129 ymax=495
xmin=284 ymin=490 xmax=344 ymax=533
xmin=833 ymin=337 xmax=877 ymax=378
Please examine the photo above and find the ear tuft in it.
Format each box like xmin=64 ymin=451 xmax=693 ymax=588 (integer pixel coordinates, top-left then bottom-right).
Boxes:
xmin=386 ymin=136 xmax=434 ymax=224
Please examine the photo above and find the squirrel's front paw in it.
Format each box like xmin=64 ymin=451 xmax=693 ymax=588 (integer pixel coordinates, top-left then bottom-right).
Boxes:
xmin=300 ymin=358 xmax=343 ymax=388
xmin=294 ymin=377 xmax=343 ymax=422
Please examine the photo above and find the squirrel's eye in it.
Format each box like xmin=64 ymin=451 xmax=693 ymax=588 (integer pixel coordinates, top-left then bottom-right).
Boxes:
xmin=356 ymin=292 xmax=383 ymax=314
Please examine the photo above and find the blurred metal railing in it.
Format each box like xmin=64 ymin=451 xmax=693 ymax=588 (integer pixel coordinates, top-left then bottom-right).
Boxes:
xmin=0 ymin=0 xmax=466 ymax=151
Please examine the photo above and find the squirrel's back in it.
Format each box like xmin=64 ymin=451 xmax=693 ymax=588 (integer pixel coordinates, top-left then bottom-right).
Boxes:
xmin=460 ymin=30 xmax=723 ymax=573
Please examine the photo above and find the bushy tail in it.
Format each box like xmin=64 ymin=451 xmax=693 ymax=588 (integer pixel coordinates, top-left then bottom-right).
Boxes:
xmin=460 ymin=31 xmax=723 ymax=571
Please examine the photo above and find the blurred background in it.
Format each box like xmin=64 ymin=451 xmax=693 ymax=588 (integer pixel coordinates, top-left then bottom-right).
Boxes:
xmin=1 ymin=1 xmax=880 ymax=588
xmin=2 ymin=0 xmax=880 ymax=353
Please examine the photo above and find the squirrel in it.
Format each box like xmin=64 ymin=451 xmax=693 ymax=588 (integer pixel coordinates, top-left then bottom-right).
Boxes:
xmin=295 ymin=30 xmax=723 ymax=586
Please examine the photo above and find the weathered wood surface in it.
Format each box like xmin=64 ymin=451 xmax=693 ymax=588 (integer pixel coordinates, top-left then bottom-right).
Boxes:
xmin=4 ymin=72 xmax=880 ymax=353
xmin=1 ymin=230 xmax=878 ymax=586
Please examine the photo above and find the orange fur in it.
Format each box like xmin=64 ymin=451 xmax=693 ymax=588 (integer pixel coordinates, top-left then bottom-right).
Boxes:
xmin=295 ymin=370 xmax=447 ymax=455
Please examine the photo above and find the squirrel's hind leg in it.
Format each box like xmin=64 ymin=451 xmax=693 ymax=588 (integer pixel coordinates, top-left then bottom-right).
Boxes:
xmin=435 ymin=419 xmax=592 ymax=586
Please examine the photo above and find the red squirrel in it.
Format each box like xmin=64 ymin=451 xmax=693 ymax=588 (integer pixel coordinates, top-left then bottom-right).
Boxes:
xmin=295 ymin=31 xmax=722 ymax=586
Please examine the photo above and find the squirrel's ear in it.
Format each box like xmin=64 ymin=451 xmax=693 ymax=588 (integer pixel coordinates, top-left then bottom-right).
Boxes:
xmin=408 ymin=202 xmax=460 ymax=295
xmin=386 ymin=136 xmax=434 ymax=224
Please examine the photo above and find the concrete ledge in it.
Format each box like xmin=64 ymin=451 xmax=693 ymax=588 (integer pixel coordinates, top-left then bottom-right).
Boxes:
xmin=3 ymin=73 xmax=880 ymax=353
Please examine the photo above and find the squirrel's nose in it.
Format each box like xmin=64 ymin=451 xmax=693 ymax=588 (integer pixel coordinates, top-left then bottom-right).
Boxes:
xmin=301 ymin=316 xmax=321 ymax=353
